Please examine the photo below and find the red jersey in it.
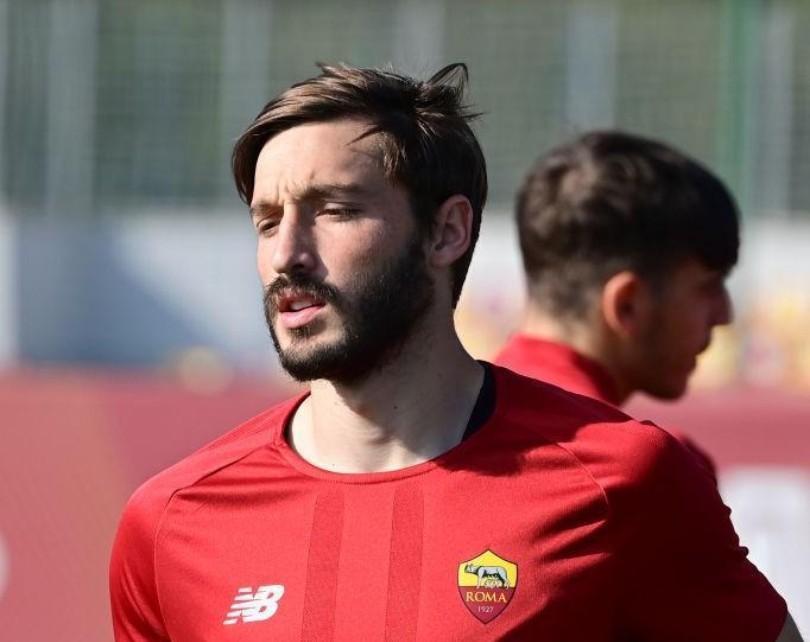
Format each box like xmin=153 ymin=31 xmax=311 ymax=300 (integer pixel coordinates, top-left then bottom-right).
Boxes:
xmin=495 ymin=335 xmax=718 ymax=477
xmin=110 ymin=365 xmax=784 ymax=641
xmin=495 ymin=335 xmax=622 ymax=405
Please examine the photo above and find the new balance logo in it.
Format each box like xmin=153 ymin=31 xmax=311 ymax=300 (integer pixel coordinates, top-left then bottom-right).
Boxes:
xmin=223 ymin=585 xmax=285 ymax=625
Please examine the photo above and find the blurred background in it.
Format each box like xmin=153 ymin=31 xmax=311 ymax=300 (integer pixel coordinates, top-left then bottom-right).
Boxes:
xmin=1 ymin=0 xmax=809 ymax=639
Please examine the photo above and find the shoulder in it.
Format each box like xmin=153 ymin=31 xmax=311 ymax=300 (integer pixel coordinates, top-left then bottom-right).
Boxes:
xmin=109 ymin=394 xmax=303 ymax=636
xmin=117 ymin=394 xmax=302 ymax=537
xmin=493 ymin=363 xmax=653 ymax=446
xmin=491 ymin=364 xmax=694 ymax=490
xmin=490 ymin=366 xmax=787 ymax=638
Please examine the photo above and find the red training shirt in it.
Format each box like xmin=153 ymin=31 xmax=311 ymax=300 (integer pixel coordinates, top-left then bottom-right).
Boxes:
xmin=495 ymin=334 xmax=718 ymax=477
xmin=495 ymin=335 xmax=623 ymax=405
xmin=110 ymin=364 xmax=784 ymax=641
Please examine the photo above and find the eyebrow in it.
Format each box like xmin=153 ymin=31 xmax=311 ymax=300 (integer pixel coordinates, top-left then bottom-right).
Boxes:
xmin=300 ymin=182 xmax=370 ymax=200
xmin=250 ymin=182 xmax=370 ymax=219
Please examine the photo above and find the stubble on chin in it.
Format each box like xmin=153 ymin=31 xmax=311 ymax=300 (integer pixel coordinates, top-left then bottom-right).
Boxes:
xmin=262 ymin=235 xmax=433 ymax=384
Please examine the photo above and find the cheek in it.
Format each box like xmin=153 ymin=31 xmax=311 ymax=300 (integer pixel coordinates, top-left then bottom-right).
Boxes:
xmin=335 ymin=238 xmax=378 ymax=266
xmin=323 ymin=225 xmax=395 ymax=273
xmin=687 ymin=297 xmax=715 ymax=331
xmin=649 ymin=313 xmax=695 ymax=362
xmin=661 ymin=291 xmax=707 ymax=336
xmin=256 ymin=239 xmax=275 ymax=283
xmin=672 ymin=312 xmax=709 ymax=355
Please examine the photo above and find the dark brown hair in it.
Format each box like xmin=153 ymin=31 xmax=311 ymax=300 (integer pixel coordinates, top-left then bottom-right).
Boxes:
xmin=516 ymin=130 xmax=740 ymax=317
xmin=232 ymin=62 xmax=487 ymax=305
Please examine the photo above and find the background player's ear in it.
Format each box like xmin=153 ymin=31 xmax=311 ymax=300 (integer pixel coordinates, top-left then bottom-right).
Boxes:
xmin=427 ymin=194 xmax=473 ymax=268
xmin=601 ymin=271 xmax=652 ymax=337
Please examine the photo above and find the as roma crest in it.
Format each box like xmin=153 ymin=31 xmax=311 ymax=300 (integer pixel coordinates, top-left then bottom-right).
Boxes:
xmin=457 ymin=549 xmax=517 ymax=623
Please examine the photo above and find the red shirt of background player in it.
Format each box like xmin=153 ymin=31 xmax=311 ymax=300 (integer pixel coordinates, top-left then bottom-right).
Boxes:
xmin=495 ymin=334 xmax=718 ymax=478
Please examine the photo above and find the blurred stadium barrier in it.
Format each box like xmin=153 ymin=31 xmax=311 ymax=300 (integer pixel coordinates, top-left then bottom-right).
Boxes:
xmin=4 ymin=209 xmax=810 ymax=394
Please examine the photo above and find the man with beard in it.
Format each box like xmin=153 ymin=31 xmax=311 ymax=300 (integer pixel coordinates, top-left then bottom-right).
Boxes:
xmin=110 ymin=66 xmax=797 ymax=641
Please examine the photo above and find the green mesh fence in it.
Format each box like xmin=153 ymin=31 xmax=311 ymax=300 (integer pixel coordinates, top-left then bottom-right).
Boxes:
xmin=2 ymin=0 xmax=809 ymax=218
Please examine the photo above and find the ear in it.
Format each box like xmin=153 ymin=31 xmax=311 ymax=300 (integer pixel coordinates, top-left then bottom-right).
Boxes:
xmin=600 ymin=271 xmax=654 ymax=338
xmin=426 ymin=194 xmax=474 ymax=269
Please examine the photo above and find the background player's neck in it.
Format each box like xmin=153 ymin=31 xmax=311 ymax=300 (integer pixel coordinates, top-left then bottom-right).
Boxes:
xmin=288 ymin=314 xmax=484 ymax=474
xmin=520 ymin=305 xmax=633 ymax=405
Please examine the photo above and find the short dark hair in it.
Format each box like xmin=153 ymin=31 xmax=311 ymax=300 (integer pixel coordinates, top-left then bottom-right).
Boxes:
xmin=232 ymin=62 xmax=487 ymax=306
xmin=516 ymin=130 xmax=739 ymax=317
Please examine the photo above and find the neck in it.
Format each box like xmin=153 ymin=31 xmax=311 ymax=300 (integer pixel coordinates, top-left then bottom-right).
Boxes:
xmin=289 ymin=314 xmax=484 ymax=473
xmin=520 ymin=304 xmax=633 ymax=404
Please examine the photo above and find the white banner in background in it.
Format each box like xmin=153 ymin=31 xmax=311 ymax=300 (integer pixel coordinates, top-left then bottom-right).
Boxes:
xmin=722 ymin=467 xmax=810 ymax=636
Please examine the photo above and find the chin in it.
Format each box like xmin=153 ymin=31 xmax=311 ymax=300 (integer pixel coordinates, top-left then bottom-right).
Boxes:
xmin=648 ymin=379 xmax=689 ymax=401
xmin=274 ymin=319 xmax=335 ymax=351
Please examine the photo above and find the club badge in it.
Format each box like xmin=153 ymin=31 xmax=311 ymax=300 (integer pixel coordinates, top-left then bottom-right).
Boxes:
xmin=457 ymin=549 xmax=518 ymax=623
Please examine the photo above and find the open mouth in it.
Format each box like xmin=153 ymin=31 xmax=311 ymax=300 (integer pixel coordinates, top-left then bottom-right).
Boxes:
xmin=276 ymin=290 xmax=326 ymax=329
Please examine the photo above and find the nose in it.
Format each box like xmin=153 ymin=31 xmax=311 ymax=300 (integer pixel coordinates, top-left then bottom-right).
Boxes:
xmin=714 ymin=286 xmax=733 ymax=326
xmin=269 ymin=207 xmax=317 ymax=275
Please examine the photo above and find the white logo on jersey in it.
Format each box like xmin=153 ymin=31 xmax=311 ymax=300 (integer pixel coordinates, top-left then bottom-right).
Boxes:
xmin=223 ymin=584 xmax=285 ymax=625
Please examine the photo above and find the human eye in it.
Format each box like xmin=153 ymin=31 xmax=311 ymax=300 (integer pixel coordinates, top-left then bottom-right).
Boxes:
xmin=254 ymin=216 xmax=279 ymax=236
xmin=320 ymin=206 xmax=360 ymax=220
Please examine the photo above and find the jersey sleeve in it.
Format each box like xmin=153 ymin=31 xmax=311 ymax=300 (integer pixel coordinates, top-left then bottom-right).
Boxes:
xmin=616 ymin=426 xmax=787 ymax=641
xmin=109 ymin=484 xmax=171 ymax=641
xmin=666 ymin=427 xmax=719 ymax=484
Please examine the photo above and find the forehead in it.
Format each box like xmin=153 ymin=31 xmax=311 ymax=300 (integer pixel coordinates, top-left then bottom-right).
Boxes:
xmin=253 ymin=119 xmax=388 ymax=203
xmin=675 ymin=256 xmax=724 ymax=279
xmin=655 ymin=256 xmax=725 ymax=292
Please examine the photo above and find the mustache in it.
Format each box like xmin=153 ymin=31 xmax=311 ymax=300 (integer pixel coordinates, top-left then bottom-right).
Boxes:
xmin=263 ymin=273 xmax=341 ymax=312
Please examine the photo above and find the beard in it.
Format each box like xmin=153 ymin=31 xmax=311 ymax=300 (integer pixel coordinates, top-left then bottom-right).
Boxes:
xmin=263 ymin=235 xmax=434 ymax=385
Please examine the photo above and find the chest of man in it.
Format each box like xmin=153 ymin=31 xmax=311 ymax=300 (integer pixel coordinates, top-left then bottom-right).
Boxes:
xmin=153 ymin=450 xmax=624 ymax=641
